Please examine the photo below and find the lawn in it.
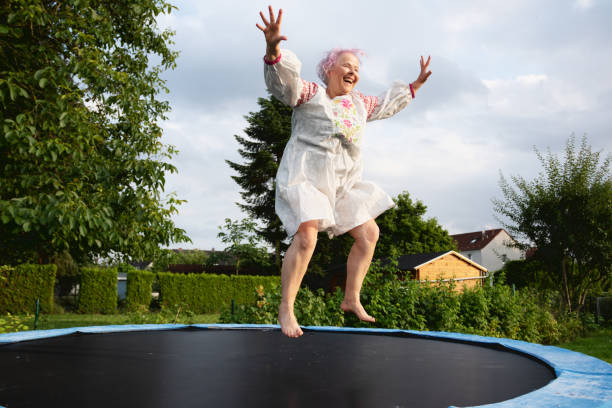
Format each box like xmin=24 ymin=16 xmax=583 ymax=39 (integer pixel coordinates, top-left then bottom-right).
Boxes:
xmin=555 ymin=327 xmax=612 ymax=364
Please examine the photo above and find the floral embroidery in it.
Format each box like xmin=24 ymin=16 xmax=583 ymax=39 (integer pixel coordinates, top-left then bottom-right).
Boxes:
xmin=331 ymin=96 xmax=362 ymax=143
xmin=296 ymin=80 xmax=318 ymax=107
xmin=355 ymin=91 xmax=379 ymax=120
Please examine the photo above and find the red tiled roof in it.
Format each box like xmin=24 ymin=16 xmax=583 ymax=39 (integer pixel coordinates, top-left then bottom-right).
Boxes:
xmin=450 ymin=229 xmax=504 ymax=251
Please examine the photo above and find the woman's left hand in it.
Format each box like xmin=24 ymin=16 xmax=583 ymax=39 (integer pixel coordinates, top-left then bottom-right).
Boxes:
xmin=412 ymin=56 xmax=432 ymax=92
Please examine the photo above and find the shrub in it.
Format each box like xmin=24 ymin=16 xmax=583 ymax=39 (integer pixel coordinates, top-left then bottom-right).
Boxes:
xmin=458 ymin=287 xmax=489 ymax=335
xmin=126 ymin=269 xmax=155 ymax=311
xmin=219 ymin=283 xmax=345 ymax=327
xmin=158 ymin=273 xmax=280 ymax=314
xmin=78 ymin=267 xmax=117 ymax=314
xmin=0 ymin=264 xmax=56 ymax=314
xmin=0 ymin=313 xmax=31 ymax=333
xmin=221 ymin=260 xmax=590 ymax=345
xmin=355 ymin=264 xmax=426 ymax=330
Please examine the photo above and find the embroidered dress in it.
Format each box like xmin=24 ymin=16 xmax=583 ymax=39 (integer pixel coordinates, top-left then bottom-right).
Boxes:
xmin=264 ymin=49 xmax=414 ymax=238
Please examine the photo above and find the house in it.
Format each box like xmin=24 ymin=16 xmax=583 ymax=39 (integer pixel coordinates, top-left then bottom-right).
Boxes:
xmin=397 ymin=251 xmax=488 ymax=291
xmin=450 ymin=229 xmax=523 ymax=273
xmin=315 ymin=250 xmax=488 ymax=292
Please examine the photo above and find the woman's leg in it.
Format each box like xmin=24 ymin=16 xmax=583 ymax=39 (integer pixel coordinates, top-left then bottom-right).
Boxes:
xmin=341 ymin=218 xmax=378 ymax=322
xmin=278 ymin=220 xmax=319 ymax=338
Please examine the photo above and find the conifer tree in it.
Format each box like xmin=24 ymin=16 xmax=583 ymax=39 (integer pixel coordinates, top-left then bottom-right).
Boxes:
xmin=226 ymin=96 xmax=292 ymax=268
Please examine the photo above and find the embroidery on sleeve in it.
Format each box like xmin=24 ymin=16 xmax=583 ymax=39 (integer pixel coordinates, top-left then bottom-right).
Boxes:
xmin=356 ymin=91 xmax=379 ymax=119
xmin=295 ymin=80 xmax=319 ymax=107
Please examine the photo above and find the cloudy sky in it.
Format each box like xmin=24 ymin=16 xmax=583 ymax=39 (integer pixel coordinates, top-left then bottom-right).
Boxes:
xmin=155 ymin=0 xmax=612 ymax=250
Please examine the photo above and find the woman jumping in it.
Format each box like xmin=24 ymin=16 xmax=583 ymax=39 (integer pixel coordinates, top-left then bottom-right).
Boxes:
xmin=257 ymin=6 xmax=432 ymax=337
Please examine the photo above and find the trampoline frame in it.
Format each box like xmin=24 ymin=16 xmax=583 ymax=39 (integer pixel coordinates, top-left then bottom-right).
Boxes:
xmin=1 ymin=324 xmax=611 ymax=408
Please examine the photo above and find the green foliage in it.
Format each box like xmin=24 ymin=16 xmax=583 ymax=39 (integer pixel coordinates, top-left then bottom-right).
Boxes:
xmin=354 ymin=262 xmax=426 ymax=330
xmin=500 ymin=259 xmax=555 ymax=290
xmin=220 ymin=261 xmax=591 ymax=344
xmin=78 ymin=267 xmax=117 ymax=314
xmin=375 ymin=191 xmax=456 ymax=258
xmin=150 ymin=249 xmax=209 ymax=272
xmin=227 ymin=95 xmax=292 ymax=268
xmin=158 ymin=272 xmax=280 ymax=314
xmin=494 ymin=135 xmax=612 ymax=312
xmin=0 ymin=0 xmax=188 ymax=265
xmin=219 ymin=283 xmax=346 ymax=327
xmin=217 ymin=218 xmax=272 ymax=273
xmin=0 ymin=312 xmax=30 ymax=333
xmin=51 ymin=250 xmax=80 ymax=297
xmin=0 ymin=264 xmax=56 ymax=313
xmin=309 ymin=191 xmax=456 ymax=278
xmin=125 ymin=269 xmax=155 ymax=311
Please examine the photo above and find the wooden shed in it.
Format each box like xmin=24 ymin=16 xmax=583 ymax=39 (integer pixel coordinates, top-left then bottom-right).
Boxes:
xmin=397 ymin=251 xmax=488 ymax=291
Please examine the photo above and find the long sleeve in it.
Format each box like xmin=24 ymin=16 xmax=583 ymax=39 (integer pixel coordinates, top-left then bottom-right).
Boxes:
xmin=367 ymin=80 xmax=414 ymax=122
xmin=264 ymin=49 xmax=304 ymax=107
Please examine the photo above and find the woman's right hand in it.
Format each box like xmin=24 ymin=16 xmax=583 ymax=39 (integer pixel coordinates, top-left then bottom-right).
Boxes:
xmin=256 ymin=6 xmax=287 ymax=61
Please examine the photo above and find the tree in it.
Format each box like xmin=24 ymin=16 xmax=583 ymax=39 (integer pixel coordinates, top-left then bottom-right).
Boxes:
xmin=493 ymin=135 xmax=611 ymax=312
xmin=227 ymin=95 xmax=292 ymax=269
xmin=217 ymin=218 xmax=272 ymax=274
xmin=0 ymin=0 xmax=189 ymax=265
xmin=375 ymin=191 xmax=456 ymax=259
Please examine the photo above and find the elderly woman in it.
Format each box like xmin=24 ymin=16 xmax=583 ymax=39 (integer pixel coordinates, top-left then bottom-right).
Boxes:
xmin=257 ymin=6 xmax=432 ymax=337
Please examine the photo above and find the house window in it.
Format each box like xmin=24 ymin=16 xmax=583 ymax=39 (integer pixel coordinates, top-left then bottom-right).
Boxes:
xmin=501 ymin=254 xmax=508 ymax=263
xmin=467 ymin=253 xmax=472 ymax=260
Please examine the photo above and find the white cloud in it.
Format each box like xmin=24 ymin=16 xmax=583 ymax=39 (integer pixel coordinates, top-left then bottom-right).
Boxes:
xmin=154 ymin=0 xmax=612 ymax=250
xmin=575 ymin=0 xmax=595 ymax=9
xmin=482 ymin=74 xmax=590 ymax=117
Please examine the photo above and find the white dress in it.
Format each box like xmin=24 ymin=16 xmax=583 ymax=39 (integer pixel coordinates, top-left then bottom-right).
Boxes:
xmin=264 ymin=49 xmax=415 ymax=238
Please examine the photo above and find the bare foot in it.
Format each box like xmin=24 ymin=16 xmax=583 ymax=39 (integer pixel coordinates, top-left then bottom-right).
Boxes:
xmin=278 ymin=304 xmax=303 ymax=338
xmin=341 ymin=299 xmax=376 ymax=323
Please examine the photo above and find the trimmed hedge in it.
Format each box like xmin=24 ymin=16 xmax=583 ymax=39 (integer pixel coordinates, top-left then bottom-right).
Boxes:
xmin=0 ymin=264 xmax=56 ymax=314
xmin=158 ymin=273 xmax=280 ymax=313
xmin=78 ymin=267 xmax=117 ymax=314
xmin=126 ymin=270 xmax=156 ymax=311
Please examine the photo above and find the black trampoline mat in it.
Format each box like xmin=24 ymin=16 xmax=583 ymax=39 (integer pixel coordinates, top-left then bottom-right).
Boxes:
xmin=0 ymin=328 xmax=555 ymax=408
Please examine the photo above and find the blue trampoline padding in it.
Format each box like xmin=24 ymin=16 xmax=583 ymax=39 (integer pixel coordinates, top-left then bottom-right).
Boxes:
xmin=1 ymin=323 xmax=610 ymax=408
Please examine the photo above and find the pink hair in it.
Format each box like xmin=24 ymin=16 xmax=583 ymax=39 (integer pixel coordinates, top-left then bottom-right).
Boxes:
xmin=317 ymin=48 xmax=365 ymax=85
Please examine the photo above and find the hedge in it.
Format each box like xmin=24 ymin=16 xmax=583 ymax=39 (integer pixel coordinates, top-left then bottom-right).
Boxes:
xmin=220 ymin=262 xmax=585 ymax=345
xmin=78 ymin=267 xmax=117 ymax=314
xmin=0 ymin=264 xmax=56 ymax=314
xmin=126 ymin=270 xmax=156 ymax=311
xmin=158 ymin=273 xmax=280 ymax=313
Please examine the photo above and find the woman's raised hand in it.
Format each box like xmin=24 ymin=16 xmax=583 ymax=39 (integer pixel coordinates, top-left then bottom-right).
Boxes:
xmin=412 ymin=56 xmax=432 ymax=92
xmin=256 ymin=6 xmax=287 ymax=60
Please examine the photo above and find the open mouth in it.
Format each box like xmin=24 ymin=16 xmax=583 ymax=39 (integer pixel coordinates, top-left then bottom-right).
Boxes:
xmin=343 ymin=77 xmax=354 ymax=85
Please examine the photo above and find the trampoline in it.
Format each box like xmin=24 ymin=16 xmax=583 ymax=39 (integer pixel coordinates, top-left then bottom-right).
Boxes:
xmin=1 ymin=325 xmax=611 ymax=408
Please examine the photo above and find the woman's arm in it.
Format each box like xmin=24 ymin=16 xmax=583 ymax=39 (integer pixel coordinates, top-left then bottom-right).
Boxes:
xmin=256 ymin=6 xmax=287 ymax=62
xmin=257 ymin=7 xmax=317 ymax=107
xmin=364 ymin=56 xmax=432 ymax=121
xmin=411 ymin=55 xmax=432 ymax=93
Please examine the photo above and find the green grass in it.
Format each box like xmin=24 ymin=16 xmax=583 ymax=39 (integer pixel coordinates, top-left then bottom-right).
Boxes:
xmin=555 ymin=327 xmax=612 ymax=364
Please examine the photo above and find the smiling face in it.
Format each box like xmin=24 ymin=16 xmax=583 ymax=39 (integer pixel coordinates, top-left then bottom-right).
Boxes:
xmin=326 ymin=52 xmax=360 ymax=98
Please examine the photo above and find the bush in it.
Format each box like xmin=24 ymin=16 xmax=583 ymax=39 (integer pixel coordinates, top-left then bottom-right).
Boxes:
xmin=500 ymin=259 xmax=554 ymax=290
xmin=221 ymin=260 xmax=593 ymax=345
xmin=355 ymin=264 xmax=426 ymax=330
xmin=0 ymin=264 xmax=56 ymax=314
xmin=0 ymin=313 xmax=31 ymax=333
xmin=219 ymin=283 xmax=346 ymax=327
xmin=126 ymin=269 xmax=155 ymax=311
xmin=78 ymin=267 xmax=117 ymax=314
xmin=158 ymin=273 xmax=280 ymax=314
